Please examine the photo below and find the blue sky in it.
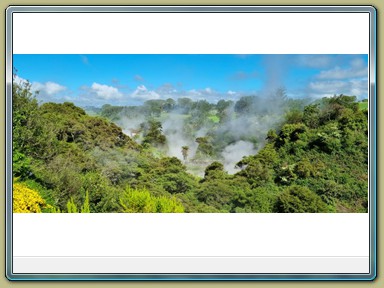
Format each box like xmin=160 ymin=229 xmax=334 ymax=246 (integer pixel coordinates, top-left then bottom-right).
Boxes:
xmin=13 ymin=54 xmax=368 ymax=107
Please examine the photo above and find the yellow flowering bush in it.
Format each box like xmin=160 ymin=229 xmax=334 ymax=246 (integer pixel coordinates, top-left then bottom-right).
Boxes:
xmin=13 ymin=182 xmax=47 ymax=213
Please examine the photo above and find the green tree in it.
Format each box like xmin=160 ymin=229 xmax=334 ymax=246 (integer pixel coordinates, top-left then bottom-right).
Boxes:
xmin=143 ymin=99 xmax=165 ymax=117
xmin=164 ymin=98 xmax=176 ymax=112
xmin=100 ymin=104 xmax=124 ymax=121
xmin=216 ymin=99 xmax=233 ymax=113
xmin=141 ymin=120 xmax=167 ymax=147
xmin=203 ymin=161 xmax=227 ymax=181
xmin=266 ymin=129 xmax=278 ymax=142
xmin=181 ymin=146 xmax=189 ymax=161
xmin=276 ymin=185 xmax=328 ymax=213
xmin=285 ymin=109 xmax=303 ymax=124
xmin=12 ymin=77 xmax=53 ymax=163
xmin=234 ymin=96 xmax=255 ymax=114
xmin=195 ymin=137 xmax=214 ymax=158
xmin=156 ymin=196 xmax=185 ymax=213
xmin=191 ymin=100 xmax=212 ymax=117
xmin=237 ymin=159 xmax=273 ymax=187
xmin=177 ymin=97 xmax=193 ymax=114
xmin=137 ymin=157 xmax=197 ymax=195
xmin=303 ymin=104 xmax=320 ymax=128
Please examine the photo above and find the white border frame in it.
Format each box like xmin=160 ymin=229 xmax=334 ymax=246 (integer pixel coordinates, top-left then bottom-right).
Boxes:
xmin=6 ymin=6 xmax=377 ymax=281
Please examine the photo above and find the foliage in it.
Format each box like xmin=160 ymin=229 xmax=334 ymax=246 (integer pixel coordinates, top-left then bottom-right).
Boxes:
xmin=66 ymin=198 xmax=78 ymax=213
xmin=136 ymin=157 xmax=198 ymax=196
xmin=65 ymin=191 xmax=91 ymax=213
xmin=13 ymin=181 xmax=47 ymax=213
xmin=12 ymin=79 xmax=54 ymax=163
xmin=275 ymin=185 xmax=328 ymax=213
xmin=233 ymin=95 xmax=368 ymax=212
xmin=12 ymin=77 xmax=367 ymax=214
xmin=13 ymin=151 xmax=32 ymax=178
xmin=141 ymin=120 xmax=167 ymax=147
xmin=181 ymin=146 xmax=189 ymax=161
xmin=234 ymin=96 xmax=255 ymax=113
xmin=195 ymin=137 xmax=214 ymax=158
xmin=81 ymin=191 xmax=91 ymax=213
xmin=119 ymin=187 xmax=184 ymax=213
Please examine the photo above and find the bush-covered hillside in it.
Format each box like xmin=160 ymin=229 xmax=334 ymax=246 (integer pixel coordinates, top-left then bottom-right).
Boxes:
xmin=12 ymin=80 xmax=368 ymax=213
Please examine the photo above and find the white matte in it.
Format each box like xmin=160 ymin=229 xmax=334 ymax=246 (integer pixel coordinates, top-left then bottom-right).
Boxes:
xmin=12 ymin=12 xmax=369 ymax=54
xmin=13 ymin=214 xmax=369 ymax=257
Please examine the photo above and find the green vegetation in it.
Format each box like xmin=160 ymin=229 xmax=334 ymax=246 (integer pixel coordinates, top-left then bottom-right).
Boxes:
xmin=359 ymin=100 xmax=368 ymax=110
xmin=12 ymin=78 xmax=368 ymax=213
xmin=119 ymin=187 xmax=184 ymax=213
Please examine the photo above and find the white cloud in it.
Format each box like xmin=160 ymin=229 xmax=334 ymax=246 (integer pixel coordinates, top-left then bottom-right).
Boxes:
xmin=309 ymin=80 xmax=348 ymax=92
xmin=44 ymin=82 xmax=67 ymax=95
xmin=316 ymin=67 xmax=367 ymax=80
xmin=137 ymin=85 xmax=147 ymax=92
xmin=187 ymin=88 xmax=219 ymax=98
xmin=31 ymin=82 xmax=44 ymax=91
xmin=316 ymin=58 xmax=367 ymax=80
xmin=227 ymin=90 xmax=237 ymax=95
xmin=14 ymin=76 xmax=66 ymax=96
xmin=204 ymin=87 xmax=212 ymax=94
xmin=307 ymin=57 xmax=368 ymax=99
xmin=14 ymin=75 xmax=73 ymax=105
xmin=13 ymin=75 xmax=27 ymax=85
xmin=349 ymin=79 xmax=368 ymax=96
xmin=91 ymin=82 xmax=122 ymax=100
xmin=156 ymin=83 xmax=178 ymax=96
xmin=308 ymin=79 xmax=367 ymax=99
xmin=131 ymin=85 xmax=160 ymax=100
xmin=187 ymin=89 xmax=202 ymax=96
xmin=30 ymin=80 xmax=67 ymax=96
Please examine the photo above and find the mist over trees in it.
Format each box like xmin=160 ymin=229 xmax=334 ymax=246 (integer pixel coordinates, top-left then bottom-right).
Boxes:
xmin=12 ymin=78 xmax=368 ymax=213
xmin=102 ymin=87 xmax=294 ymax=176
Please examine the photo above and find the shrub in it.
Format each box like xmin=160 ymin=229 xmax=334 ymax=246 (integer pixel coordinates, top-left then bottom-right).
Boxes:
xmin=119 ymin=187 xmax=184 ymax=213
xmin=13 ymin=181 xmax=47 ymax=213
xmin=276 ymin=185 xmax=328 ymax=213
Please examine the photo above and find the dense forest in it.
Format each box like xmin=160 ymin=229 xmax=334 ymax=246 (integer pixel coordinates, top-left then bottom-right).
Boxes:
xmin=12 ymin=79 xmax=368 ymax=213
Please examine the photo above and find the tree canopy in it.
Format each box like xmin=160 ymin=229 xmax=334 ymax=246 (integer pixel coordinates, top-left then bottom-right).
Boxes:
xmin=12 ymin=79 xmax=368 ymax=213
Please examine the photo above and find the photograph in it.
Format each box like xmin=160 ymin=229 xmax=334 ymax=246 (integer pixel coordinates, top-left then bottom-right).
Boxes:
xmin=12 ymin=54 xmax=369 ymax=213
